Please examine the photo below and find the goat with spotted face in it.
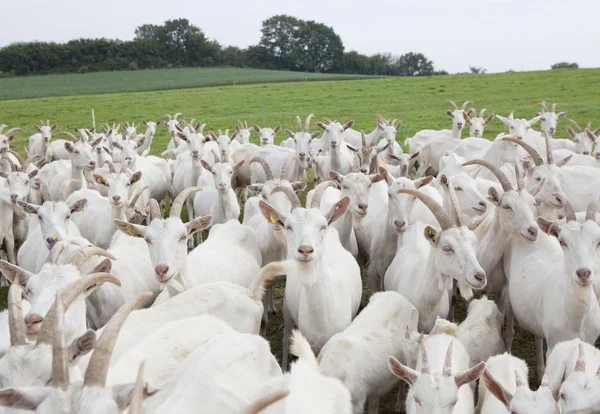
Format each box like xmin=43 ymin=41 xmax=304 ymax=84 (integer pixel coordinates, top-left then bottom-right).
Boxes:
xmin=253 ymin=123 xmax=282 ymax=146
xmin=464 ymin=108 xmax=494 ymax=138
xmin=384 ymin=188 xmax=486 ymax=332
xmin=29 ymin=120 xmax=58 ymax=158
xmin=258 ymin=183 xmax=362 ymax=368
xmin=389 ymin=334 xmax=485 ymax=414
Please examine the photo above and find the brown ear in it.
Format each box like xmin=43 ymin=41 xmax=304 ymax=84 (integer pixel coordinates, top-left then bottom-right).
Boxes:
xmin=328 ymin=170 xmax=343 ymax=184
xmin=482 ymin=369 xmax=513 ymax=408
xmin=259 ymin=200 xmax=286 ymax=229
xmin=130 ymin=171 xmax=142 ymax=185
xmin=424 ymin=225 xmax=438 ymax=244
xmin=326 ymin=196 xmax=350 ymax=225
xmin=487 ymin=187 xmax=501 ymax=205
xmin=291 ymin=181 xmax=307 ymax=192
xmin=388 ymin=356 xmax=418 ymax=386
xmin=69 ymin=199 xmax=87 ymax=214
xmin=34 ymin=125 xmax=41 ymax=132
xmin=557 ymin=112 xmax=568 ymax=118
xmin=233 ymin=160 xmax=245 ymax=171
xmin=252 ymin=124 xmax=261 ymax=133
xmin=454 ymin=362 xmax=485 ymax=387
xmin=439 ymin=174 xmax=449 ymax=187
xmin=176 ymin=132 xmax=187 ymax=141
xmin=273 ymin=124 xmax=282 ymax=133
xmin=311 ymin=131 xmax=321 ymax=139
xmin=285 ymin=129 xmax=295 ymax=138
xmin=90 ymin=258 xmax=112 ymax=274
xmin=94 ymin=174 xmax=107 ymax=186
xmin=484 ymin=114 xmax=495 ymax=125
xmin=28 ymin=170 xmax=38 ymax=179
xmin=342 ymin=120 xmax=354 ymax=130
xmin=566 ymin=126 xmax=576 ymax=138
xmin=537 ymin=217 xmax=559 ymax=238
xmin=200 ymin=160 xmax=212 ymax=172
xmin=0 ymin=260 xmax=33 ymax=287
xmin=378 ymin=166 xmax=392 ymax=185
xmin=556 ymin=155 xmax=572 ymax=167
xmin=16 ymin=201 xmax=39 ymax=215
xmin=51 ymin=124 xmax=58 ymax=130
xmin=446 ymin=110 xmax=454 ymax=118
xmin=316 ymin=122 xmax=327 ymax=130
xmin=186 ymin=215 xmax=212 ymax=236
xmin=369 ymin=174 xmax=384 ymax=183
xmin=416 ymin=176 xmax=433 ymax=188
xmin=114 ymin=219 xmax=147 ymax=238
xmin=64 ymin=142 xmax=74 ymax=153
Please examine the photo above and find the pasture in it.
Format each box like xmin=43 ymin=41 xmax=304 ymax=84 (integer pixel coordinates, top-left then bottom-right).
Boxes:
xmin=1 ymin=67 xmax=600 ymax=412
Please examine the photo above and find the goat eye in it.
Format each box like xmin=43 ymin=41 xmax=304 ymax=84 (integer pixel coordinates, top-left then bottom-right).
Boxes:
xmin=559 ymin=240 xmax=566 ymax=247
xmin=442 ymin=246 xmax=452 ymax=253
xmin=535 ymin=177 xmax=541 ymax=182
xmin=179 ymin=235 xmax=187 ymax=242
xmin=145 ymin=238 xmax=152 ymax=245
xmin=320 ymin=225 xmax=327 ymax=231
xmin=414 ymin=397 xmax=422 ymax=406
xmin=559 ymin=393 xmax=566 ymax=400
xmin=66 ymin=215 xmax=71 ymax=220
xmin=455 ymin=187 xmax=462 ymax=191
xmin=285 ymin=225 xmax=292 ymax=231
xmin=502 ymin=205 xmax=512 ymax=210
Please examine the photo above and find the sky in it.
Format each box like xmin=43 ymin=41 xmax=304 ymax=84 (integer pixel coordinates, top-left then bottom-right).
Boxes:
xmin=1 ymin=0 xmax=599 ymax=74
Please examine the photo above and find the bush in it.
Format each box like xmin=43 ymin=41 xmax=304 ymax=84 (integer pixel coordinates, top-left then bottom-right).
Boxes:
xmin=551 ymin=62 xmax=578 ymax=70
xmin=129 ymin=61 xmax=139 ymax=71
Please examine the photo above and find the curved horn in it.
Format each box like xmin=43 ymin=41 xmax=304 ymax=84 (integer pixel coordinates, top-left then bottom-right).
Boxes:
xmin=479 ymin=108 xmax=487 ymax=118
xmin=58 ymin=179 xmax=81 ymax=201
xmin=569 ymin=119 xmax=583 ymax=133
xmin=280 ymin=155 xmax=300 ymax=181
xmin=165 ymin=114 xmax=172 ymax=121
xmin=170 ymin=187 xmax=199 ymax=218
xmin=539 ymin=101 xmax=549 ymax=112
xmin=295 ymin=116 xmax=302 ymax=132
xmin=304 ymin=114 xmax=314 ymax=133
xmin=542 ymin=131 xmax=553 ymax=164
xmin=129 ymin=362 xmax=146 ymax=414
xmin=21 ymin=155 xmax=43 ymax=172
xmin=322 ymin=117 xmax=333 ymax=124
xmin=128 ymin=186 xmax=149 ymax=210
xmin=445 ymin=100 xmax=458 ymax=110
xmin=249 ymin=156 xmax=274 ymax=181
xmin=66 ymin=246 xmax=116 ymax=270
xmin=553 ymin=193 xmax=576 ymax=222
xmin=501 ymin=137 xmax=544 ymax=167
xmin=37 ymin=273 xmax=121 ymax=346
xmin=7 ymin=150 xmax=25 ymax=167
xmin=52 ymin=292 xmax=70 ymax=390
xmin=419 ymin=334 xmax=430 ymax=374
xmin=360 ymin=130 xmax=367 ymax=147
xmin=4 ymin=128 xmax=24 ymax=137
xmin=148 ymin=199 xmax=161 ymax=221
xmin=59 ymin=131 xmax=79 ymax=143
xmin=105 ymin=160 xmax=116 ymax=174
xmin=8 ymin=284 xmax=26 ymax=346
xmin=396 ymin=189 xmax=453 ymax=231
xmin=462 ymin=160 xmax=513 ymax=192
xmin=236 ymin=121 xmax=244 ymax=130
xmin=173 ymin=113 xmax=182 ymax=120
xmin=0 ymin=154 xmax=16 ymax=172
xmin=84 ymin=292 xmax=153 ymax=387
xmin=552 ymin=103 xmax=556 ymax=113
xmin=271 ymin=186 xmax=300 ymax=210
xmin=585 ymin=195 xmax=599 ymax=222
xmin=310 ymin=181 xmax=337 ymax=209
xmin=442 ymin=342 xmax=454 ymax=377
xmin=447 ymin=181 xmax=465 ymax=227
xmin=461 ymin=101 xmax=472 ymax=111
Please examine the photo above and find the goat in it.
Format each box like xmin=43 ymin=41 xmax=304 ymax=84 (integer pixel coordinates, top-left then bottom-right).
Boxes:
xmin=28 ymin=120 xmax=57 ymax=158
xmin=465 ymin=108 xmax=494 ymax=138
xmin=535 ymin=101 xmax=568 ymax=137
xmin=343 ymin=116 xmax=386 ymax=148
xmin=315 ymin=118 xmax=358 ymax=177
xmin=253 ymin=123 xmax=282 ymax=146
xmin=0 ymin=126 xmax=25 ymax=171
xmin=565 ymin=120 xmax=597 ymax=155
xmin=282 ymin=114 xmax=321 ymax=181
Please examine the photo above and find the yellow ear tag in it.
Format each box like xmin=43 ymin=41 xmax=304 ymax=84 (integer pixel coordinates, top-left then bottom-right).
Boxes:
xmin=270 ymin=214 xmax=277 ymax=224
xmin=472 ymin=217 xmax=477 ymax=226
xmin=14 ymin=274 xmax=20 ymax=286
xmin=97 ymin=177 xmax=102 ymax=184
xmin=127 ymin=227 xmax=136 ymax=236
xmin=547 ymin=226 xmax=551 ymax=236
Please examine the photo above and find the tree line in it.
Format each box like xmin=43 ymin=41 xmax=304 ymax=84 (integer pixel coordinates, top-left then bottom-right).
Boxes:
xmin=0 ymin=16 xmax=447 ymax=77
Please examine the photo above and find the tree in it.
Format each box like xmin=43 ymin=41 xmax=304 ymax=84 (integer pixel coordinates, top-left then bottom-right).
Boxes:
xmin=469 ymin=66 xmax=487 ymax=74
xmin=297 ymin=21 xmax=344 ymax=72
xmin=259 ymin=15 xmax=304 ymax=70
xmin=395 ymin=52 xmax=434 ymax=76
xmin=551 ymin=62 xmax=578 ymax=69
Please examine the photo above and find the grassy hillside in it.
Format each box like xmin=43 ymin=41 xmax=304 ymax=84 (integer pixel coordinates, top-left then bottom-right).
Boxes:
xmin=1 ymin=68 xmax=598 ymax=155
xmin=0 ymin=67 xmax=374 ymax=100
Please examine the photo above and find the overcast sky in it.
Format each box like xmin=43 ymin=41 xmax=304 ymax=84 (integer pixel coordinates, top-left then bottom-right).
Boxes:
xmin=2 ymin=0 xmax=598 ymax=73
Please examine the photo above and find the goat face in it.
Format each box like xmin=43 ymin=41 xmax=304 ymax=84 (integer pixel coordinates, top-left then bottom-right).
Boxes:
xmin=497 ymin=114 xmax=541 ymax=141
xmin=386 ymin=176 xmax=432 ymax=233
xmin=489 ymin=188 xmax=538 ymax=242
xmin=449 ymin=174 xmax=487 ymax=216
xmin=329 ymin=171 xmax=381 ymax=218
xmin=446 ymin=109 xmax=469 ymax=132
xmin=3 ymin=171 xmax=35 ymax=204
xmin=65 ymin=140 xmax=96 ymax=171
xmin=96 ymin=171 xmax=142 ymax=209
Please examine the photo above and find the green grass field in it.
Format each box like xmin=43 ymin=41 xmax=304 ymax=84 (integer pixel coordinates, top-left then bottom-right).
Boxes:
xmin=1 ymin=66 xmax=599 ymax=412
xmin=0 ymin=67 xmax=374 ymax=100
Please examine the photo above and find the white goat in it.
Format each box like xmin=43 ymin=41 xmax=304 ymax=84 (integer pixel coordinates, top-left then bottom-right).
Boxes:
xmin=343 ymin=116 xmax=386 ymax=148
xmin=253 ymin=123 xmax=282 ymax=146
xmin=465 ymin=108 xmax=494 ymax=138
xmin=28 ymin=120 xmax=57 ymax=158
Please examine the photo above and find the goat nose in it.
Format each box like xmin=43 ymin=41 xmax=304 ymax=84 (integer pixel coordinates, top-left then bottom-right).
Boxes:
xmin=479 ymin=201 xmax=487 ymax=207
xmin=25 ymin=314 xmax=43 ymax=327
xmin=528 ymin=227 xmax=538 ymax=238
xmin=394 ymin=220 xmax=406 ymax=231
xmin=10 ymin=194 xmax=18 ymax=202
xmin=155 ymin=265 xmax=169 ymax=278
xmin=358 ymin=203 xmax=368 ymax=212
xmin=112 ymin=195 xmax=121 ymax=203
xmin=584 ymin=151 xmax=590 ymax=155
xmin=361 ymin=168 xmax=367 ymax=173
xmin=473 ymin=271 xmax=486 ymax=285
xmin=576 ymin=268 xmax=592 ymax=282
xmin=192 ymin=150 xmax=199 ymax=155
xmin=46 ymin=237 xmax=57 ymax=248
xmin=297 ymin=245 xmax=314 ymax=256
xmin=516 ymin=136 xmax=523 ymax=140
xmin=299 ymin=152 xmax=306 ymax=158
xmin=457 ymin=123 xmax=463 ymax=128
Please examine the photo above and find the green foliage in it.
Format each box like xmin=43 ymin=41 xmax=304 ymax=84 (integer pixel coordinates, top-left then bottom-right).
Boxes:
xmin=551 ymin=61 xmax=579 ymax=69
xmin=469 ymin=66 xmax=487 ymax=74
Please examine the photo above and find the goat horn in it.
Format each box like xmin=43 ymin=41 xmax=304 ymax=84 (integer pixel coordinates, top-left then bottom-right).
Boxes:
xmin=501 ymin=138 xmax=544 ymax=167
xmin=447 ymin=181 xmax=465 ymax=227
xmin=419 ymin=339 xmax=430 ymax=374
xmin=514 ymin=162 xmax=524 ymax=192
xmin=211 ymin=149 xmax=220 ymax=164
xmin=310 ymin=181 xmax=337 ymax=209
xmin=361 ymin=130 xmax=367 ymax=147
xmin=461 ymin=101 xmax=472 ymax=111
xmin=280 ymin=155 xmax=299 ymax=181
xmin=396 ymin=189 xmax=453 ymax=231
xmin=7 ymin=150 xmax=25 ymax=167
xmin=551 ymin=193 xmax=575 ymax=222
xmin=585 ymin=195 xmax=599 ymax=222
xmin=0 ymin=125 xmax=5 ymax=134
xmin=84 ymin=292 xmax=153 ymax=387
xmin=58 ymin=179 xmax=81 ymax=201
xmin=462 ymin=159 xmax=513 ymax=192
xmin=445 ymin=100 xmax=458 ymax=110
xmin=174 ymin=113 xmax=182 ymax=120
xmin=8 ymin=284 xmax=26 ymax=346
xmin=130 ymin=362 xmax=147 ymax=414
xmin=442 ymin=342 xmax=454 ymax=377
xmin=295 ymin=116 xmax=302 ymax=132
xmin=249 ymin=156 xmax=274 ymax=181
xmin=236 ymin=121 xmax=244 ymax=130
xmin=128 ymin=186 xmax=149 ymax=210
xmin=271 ymin=186 xmax=300 ymax=210
xmin=575 ymin=343 xmax=586 ymax=372
xmin=304 ymin=114 xmax=314 ymax=133
xmin=37 ymin=273 xmax=121 ymax=346
xmin=0 ymin=155 xmax=16 ymax=172
xmin=375 ymin=115 xmax=386 ymax=125
xmin=105 ymin=160 xmax=116 ymax=174
xmin=148 ymin=199 xmax=161 ymax=221
xmin=539 ymin=101 xmax=548 ymax=112
xmin=66 ymin=246 xmax=116 ymax=269
xmin=552 ymin=103 xmax=556 ymax=113
xmin=244 ymin=390 xmax=289 ymax=414
xmin=52 ymin=291 xmax=70 ymax=390
xmin=165 ymin=114 xmax=172 ymax=120
xmin=322 ymin=117 xmax=333 ymax=123
xmin=4 ymin=128 xmax=24 ymax=137
xmin=480 ymin=108 xmax=486 ymax=118
xmin=170 ymin=187 xmax=199 ymax=218
xmin=59 ymin=131 xmax=79 ymax=143
xmin=542 ymin=131 xmax=553 ymax=164
xmin=21 ymin=155 xmax=43 ymax=172
xmin=569 ymin=119 xmax=583 ymax=133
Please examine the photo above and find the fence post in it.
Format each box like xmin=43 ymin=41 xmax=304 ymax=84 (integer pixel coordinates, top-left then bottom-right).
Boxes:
xmin=92 ymin=109 xmax=96 ymax=129
xmin=261 ymin=105 xmax=265 ymax=128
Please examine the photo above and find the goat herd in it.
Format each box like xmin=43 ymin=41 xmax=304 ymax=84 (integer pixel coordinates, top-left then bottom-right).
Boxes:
xmin=0 ymin=99 xmax=600 ymax=413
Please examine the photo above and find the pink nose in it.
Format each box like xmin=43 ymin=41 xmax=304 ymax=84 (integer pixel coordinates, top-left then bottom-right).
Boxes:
xmin=10 ymin=194 xmax=17 ymax=202
xmin=297 ymin=245 xmax=314 ymax=256
xmin=89 ymin=161 xmax=96 ymax=169
xmin=155 ymin=265 xmax=169 ymax=280
xmin=394 ymin=220 xmax=406 ymax=231
xmin=112 ymin=196 xmax=121 ymax=203
xmin=25 ymin=313 xmax=43 ymax=327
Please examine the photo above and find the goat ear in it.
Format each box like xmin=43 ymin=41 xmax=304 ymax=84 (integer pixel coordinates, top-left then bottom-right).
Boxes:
xmin=259 ymin=200 xmax=286 ymax=229
xmin=439 ymin=174 xmax=449 ymax=188
xmin=487 ymin=187 xmax=501 ymax=205
xmin=291 ymin=181 xmax=307 ymax=192
xmin=233 ymin=160 xmax=245 ymax=171
xmin=556 ymin=155 xmax=571 ymax=167
xmin=28 ymin=170 xmax=38 ymax=179
xmin=187 ymin=216 xmax=212 ymax=236
xmin=369 ymin=173 xmax=384 ymax=183
xmin=445 ymin=110 xmax=454 ymax=118
xmin=111 ymin=382 xmax=158 ymax=411
xmin=416 ymin=176 xmax=433 ymax=188
xmin=377 ymin=142 xmax=390 ymax=154
xmin=425 ymin=166 xmax=437 ymax=177
xmin=482 ymin=369 xmax=513 ymax=408
xmin=285 ymin=129 xmax=295 ymax=138
xmin=557 ymin=111 xmax=568 ymax=118
xmin=378 ymin=167 xmax=392 ymax=185
xmin=326 ymin=196 xmax=349 ymax=225
xmin=51 ymin=124 xmax=58 ymax=130
xmin=252 ymin=124 xmax=261 ymax=133
xmin=176 ymin=132 xmax=187 ymax=141
xmin=0 ymin=387 xmax=52 ymax=410
xmin=455 ymin=362 xmax=485 ymax=387
xmin=69 ymin=198 xmax=87 ymax=214
xmin=200 ymin=160 xmax=212 ymax=172
xmin=316 ymin=122 xmax=327 ymax=130
xmin=586 ymin=129 xmax=597 ymax=142
xmin=64 ymin=142 xmax=74 ymax=153
xmin=69 ymin=330 xmax=96 ymax=363
xmin=424 ymin=226 xmax=438 ymax=244
xmin=114 ymin=219 xmax=147 ymax=238
xmin=328 ymin=170 xmax=343 ymax=184
xmin=496 ymin=115 xmax=509 ymax=126
xmin=0 ymin=171 xmax=7 ymax=179
xmin=33 ymin=125 xmax=41 ymax=132
xmin=91 ymin=258 xmax=112 ymax=274
xmin=273 ymin=124 xmax=282 ymax=133
xmin=566 ymin=126 xmax=577 ymax=138
xmin=130 ymin=171 xmax=142 ymax=185
xmin=0 ymin=260 xmax=33 ymax=287
xmin=484 ymin=114 xmax=495 ymax=125
xmin=537 ymin=217 xmax=559 ymax=238
xmin=342 ymin=120 xmax=354 ymax=131
xmin=528 ymin=116 xmax=542 ymax=126
xmin=311 ymin=131 xmax=321 ymax=139
xmin=463 ymin=111 xmax=472 ymax=125
xmin=94 ymin=174 xmax=107 ymax=186
xmin=16 ymin=200 xmax=39 ymax=215
xmin=388 ymin=356 xmax=418 ymax=386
